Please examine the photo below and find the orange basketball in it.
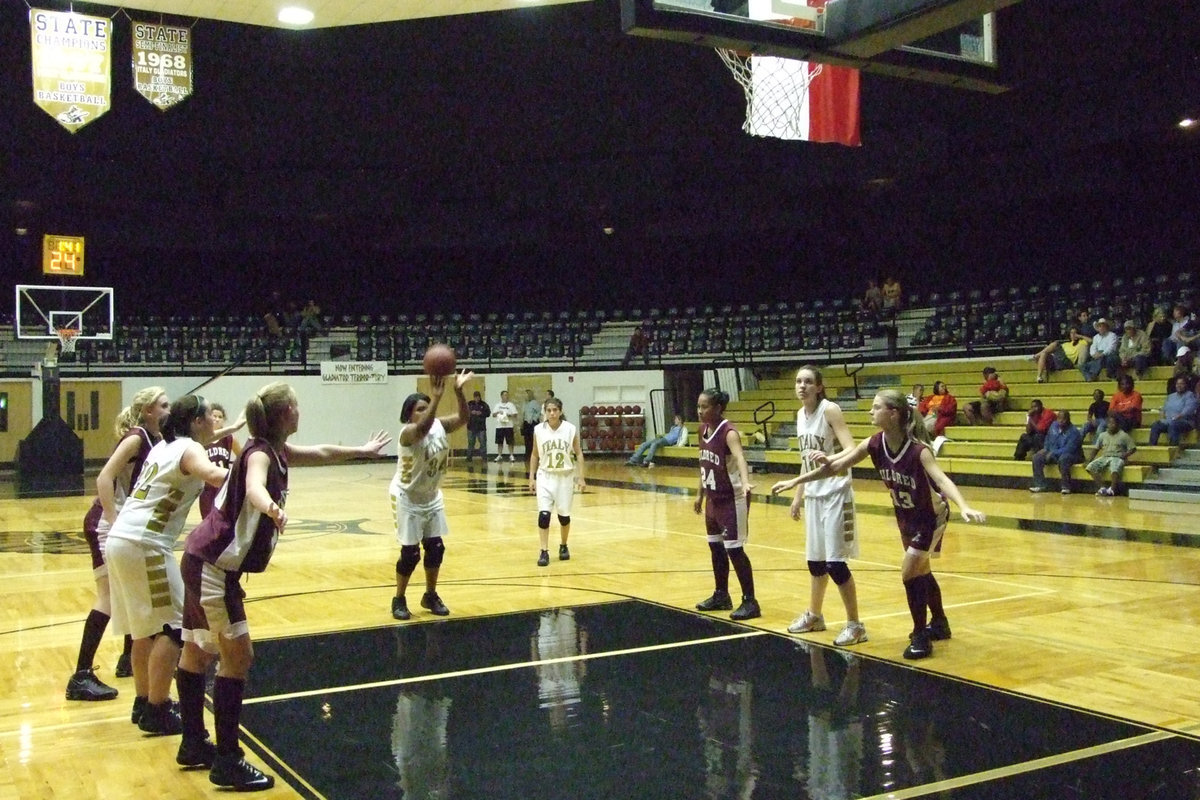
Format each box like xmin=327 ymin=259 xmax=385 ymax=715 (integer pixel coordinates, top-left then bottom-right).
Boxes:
xmin=422 ymin=343 xmax=456 ymax=377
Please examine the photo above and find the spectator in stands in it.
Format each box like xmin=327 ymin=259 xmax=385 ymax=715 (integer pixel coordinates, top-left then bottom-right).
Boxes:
xmin=1031 ymin=325 xmax=1089 ymax=383
xmin=963 ymin=367 xmax=1007 ymax=425
xmin=1163 ymin=304 xmax=1195 ymax=365
xmin=627 ymin=413 xmax=687 ymax=467
xmin=1086 ymin=416 xmax=1137 ymax=497
xmin=1030 ymin=410 xmax=1084 ymax=494
xmin=881 ymin=276 xmax=902 ymax=313
xmin=1172 ymin=347 xmax=1199 ymax=394
xmin=1013 ymin=399 xmax=1055 ymax=460
xmin=861 ymin=279 xmax=883 ymax=314
xmin=1148 ymin=376 xmax=1199 ymax=446
xmin=1080 ymin=388 xmax=1109 ymax=444
xmin=1081 ymin=318 xmax=1119 ymax=381
xmin=1108 ymin=374 xmax=1143 ymax=432
xmin=1146 ymin=307 xmax=1172 ymax=366
xmin=1072 ymin=308 xmax=1097 ymax=338
xmin=298 ymin=300 xmax=324 ymax=338
xmin=918 ymin=381 xmax=957 ymax=438
xmin=1117 ymin=319 xmax=1151 ymax=379
xmin=906 ymin=383 xmax=924 ymax=410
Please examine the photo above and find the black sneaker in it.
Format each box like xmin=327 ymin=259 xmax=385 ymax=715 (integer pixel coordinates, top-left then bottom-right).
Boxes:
xmin=730 ymin=596 xmax=761 ymax=621
xmin=210 ymin=751 xmax=275 ymax=791
xmin=537 ymin=550 xmax=550 ymax=567
xmin=131 ymin=695 xmax=147 ymax=724
xmin=65 ymin=668 xmax=118 ymax=701
xmin=114 ymin=652 xmax=133 ymax=678
xmin=559 ymin=544 xmax=570 ymax=561
xmin=926 ymin=617 xmax=952 ymax=641
xmin=421 ymin=591 xmax=450 ymax=616
xmin=138 ymin=700 xmax=183 ymax=735
xmin=391 ymin=596 xmax=411 ymax=621
xmin=903 ymin=629 xmax=934 ymax=660
xmin=177 ymin=734 xmax=217 ymax=768
xmin=695 ymin=591 xmax=733 ymax=611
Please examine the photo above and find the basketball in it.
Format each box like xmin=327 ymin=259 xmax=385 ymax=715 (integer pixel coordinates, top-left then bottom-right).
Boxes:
xmin=422 ymin=343 xmax=457 ymax=376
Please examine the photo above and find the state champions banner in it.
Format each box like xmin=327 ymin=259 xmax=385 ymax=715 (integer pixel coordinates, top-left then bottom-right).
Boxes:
xmin=132 ymin=22 xmax=193 ymax=110
xmin=29 ymin=9 xmax=111 ymax=133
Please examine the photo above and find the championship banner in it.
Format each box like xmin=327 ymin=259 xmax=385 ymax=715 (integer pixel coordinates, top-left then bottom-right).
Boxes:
xmin=320 ymin=361 xmax=389 ymax=385
xmin=132 ymin=22 xmax=193 ymax=110
xmin=29 ymin=9 xmax=111 ymax=133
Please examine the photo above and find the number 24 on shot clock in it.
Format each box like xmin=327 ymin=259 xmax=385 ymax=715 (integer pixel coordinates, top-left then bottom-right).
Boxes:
xmin=43 ymin=234 xmax=85 ymax=276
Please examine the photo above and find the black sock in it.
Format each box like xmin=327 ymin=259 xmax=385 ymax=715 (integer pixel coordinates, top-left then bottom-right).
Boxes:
xmin=728 ymin=547 xmax=755 ymax=599
xmin=213 ymin=676 xmax=246 ymax=756
xmin=904 ymin=575 xmax=930 ymax=634
xmin=708 ymin=542 xmax=730 ymax=594
xmin=75 ymin=609 xmax=110 ymax=673
xmin=926 ymin=574 xmax=945 ymax=621
xmin=121 ymin=634 xmax=133 ymax=659
xmin=176 ymin=668 xmax=208 ymax=739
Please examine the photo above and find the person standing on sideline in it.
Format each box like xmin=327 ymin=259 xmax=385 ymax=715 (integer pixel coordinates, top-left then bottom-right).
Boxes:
xmin=528 ymin=397 xmax=586 ymax=566
xmin=465 ymin=391 xmax=490 ymax=463
xmin=627 ymin=413 xmax=687 ymax=467
xmin=1148 ymin=376 xmax=1198 ymax=446
xmin=1086 ymin=415 xmax=1137 ymax=496
xmin=491 ymin=390 xmax=518 ymax=462
xmin=770 ymin=366 xmax=866 ymax=647
xmin=1029 ymin=410 xmax=1084 ymax=494
xmin=198 ymin=403 xmax=245 ymax=518
xmin=521 ymin=389 xmax=542 ymax=468
xmin=64 ymin=387 xmax=169 ymax=703
xmin=781 ymin=389 xmax=986 ymax=660
xmin=175 ymin=383 xmax=389 ymax=790
xmin=389 ymin=371 xmax=472 ymax=620
xmin=693 ymin=389 xmax=760 ymax=621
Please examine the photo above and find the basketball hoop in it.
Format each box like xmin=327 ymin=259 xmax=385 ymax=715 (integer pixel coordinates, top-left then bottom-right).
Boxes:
xmin=56 ymin=327 xmax=80 ymax=354
xmin=716 ymin=48 xmax=824 ymax=141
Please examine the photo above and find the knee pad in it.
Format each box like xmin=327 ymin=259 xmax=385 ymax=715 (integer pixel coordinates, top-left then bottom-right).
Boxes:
xmin=159 ymin=625 xmax=183 ymax=648
xmin=827 ymin=561 xmax=852 ymax=585
xmin=538 ymin=511 xmax=552 ymax=529
xmin=807 ymin=560 xmax=829 ymax=578
xmin=397 ymin=545 xmax=421 ymax=576
xmin=556 ymin=515 xmax=570 ymax=527
xmin=423 ymin=537 xmax=446 ymax=569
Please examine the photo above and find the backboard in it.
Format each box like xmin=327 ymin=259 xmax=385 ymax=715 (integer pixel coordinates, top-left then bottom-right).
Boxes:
xmin=15 ymin=285 xmax=114 ymax=340
xmin=621 ymin=0 xmax=1019 ymax=92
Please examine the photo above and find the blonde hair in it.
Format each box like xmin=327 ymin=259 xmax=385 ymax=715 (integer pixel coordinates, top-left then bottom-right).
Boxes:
xmin=246 ymin=382 xmax=296 ymax=445
xmin=114 ymin=386 xmax=166 ymax=438
xmin=875 ymin=389 xmax=932 ymax=446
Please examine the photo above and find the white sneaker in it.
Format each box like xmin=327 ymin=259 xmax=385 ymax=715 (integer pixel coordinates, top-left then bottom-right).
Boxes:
xmin=494 ymin=456 xmax=502 ymax=463
xmin=834 ymin=621 xmax=868 ymax=646
xmin=787 ymin=610 xmax=826 ymax=634
xmin=509 ymin=455 xmax=515 ymax=462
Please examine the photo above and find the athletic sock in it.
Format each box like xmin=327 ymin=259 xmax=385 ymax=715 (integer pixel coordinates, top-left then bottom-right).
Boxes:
xmin=76 ymin=609 xmax=110 ymax=673
xmin=728 ymin=547 xmax=755 ymax=598
xmin=213 ymin=676 xmax=246 ymax=757
xmin=708 ymin=542 xmax=730 ymax=594
xmin=926 ymin=574 xmax=946 ymax=622
xmin=176 ymin=667 xmax=208 ymax=739
xmin=903 ymin=575 xmax=930 ymax=634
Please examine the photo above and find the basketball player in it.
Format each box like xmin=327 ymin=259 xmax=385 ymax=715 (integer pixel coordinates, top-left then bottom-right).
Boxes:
xmin=528 ymin=397 xmax=586 ymax=566
xmin=770 ymin=366 xmax=866 ymax=646
xmin=65 ymin=387 xmax=169 ymax=703
xmin=783 ymin=390 xmax=985 ymax=660
xmin=390 ymin=370 xmax=473 ymax=619
xmin=175 ymin=382 xmax=390 ymax=790
xmin=198 ymin=403 xmax=245 ymax=518
xmin=105 ymin=395 xmax=228 ymax=734
xmin=693 ymin=388 xmax=759 ymax=621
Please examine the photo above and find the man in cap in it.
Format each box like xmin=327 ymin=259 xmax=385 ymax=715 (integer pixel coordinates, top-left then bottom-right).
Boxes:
xmin=1081 ymin=318 xmax=1120 ymax=381
xmin=1117 ymin=319 xmax=1152 ymax=379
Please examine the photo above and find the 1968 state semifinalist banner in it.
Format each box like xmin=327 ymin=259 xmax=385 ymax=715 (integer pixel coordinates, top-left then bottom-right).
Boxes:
xmin=29 ymin=8 xmax=112 ymax=133
xmin=132 ymin=21 xmax=193 ymax=110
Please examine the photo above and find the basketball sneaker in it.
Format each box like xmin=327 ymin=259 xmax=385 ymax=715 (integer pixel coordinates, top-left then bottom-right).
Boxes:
xmin=210 ymin=750 xmax=275 ymax=791
xmin=695 ymin=590 xmax=733 ymax=611
xmin=137 ymin=699 xmax=182 ymax=735
xmin=787 ymin=610 xmax=826 ymax=634
xmin=926 ymin=617 xmax=952 ymax=641
xmin=834 ymin=621 xmax=868 ymax=646
xmin=559 ymin=544 xmax=570 ymax=561
xmin=537 ymin=550 xmax=550 ymax=567
xmin=115 ymin=651 xmax=133 ymax=678
xmin=391 ymin=596 xmax=411 ymax=621
xmin=176 ymin=734 xmax=217 ymax=768
xmin=903 ymin=629 xmax=933 ymax=660
xmin=730 ymin=596 xmax=761 ymax=621
xmin=130 ymin=695 xmax=147 ymax=724
xmin=65 ymin=668 xmax=118 ymax=701
xmin=420 ymin=591 xmax=450 ymax=616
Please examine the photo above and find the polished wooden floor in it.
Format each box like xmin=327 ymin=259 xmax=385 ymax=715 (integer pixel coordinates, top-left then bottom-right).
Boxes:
xmin=3 ymin=457 xmax=1200 ymax=799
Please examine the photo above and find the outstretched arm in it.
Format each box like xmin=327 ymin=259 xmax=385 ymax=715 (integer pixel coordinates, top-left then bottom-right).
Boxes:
xmin=286 ymin=431 xmax=391 ymax=467
xmin=771 ymin=438 xmax=870 ymax=496
xmin=438 ymin=371 xmax=474 ymax=433
xmin=919 ymin=448 xmax=986 ymax=522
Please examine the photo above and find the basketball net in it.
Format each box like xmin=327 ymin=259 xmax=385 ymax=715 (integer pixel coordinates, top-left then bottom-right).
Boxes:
xmin=56 ymin=328 xmax=79 ymax=354
xmin=716 ymin=49 xmax=824 ymax=141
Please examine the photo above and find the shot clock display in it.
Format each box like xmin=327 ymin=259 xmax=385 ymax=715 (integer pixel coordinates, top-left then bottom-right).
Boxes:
xmin=43 ymin=234 xmax=85 ymax=276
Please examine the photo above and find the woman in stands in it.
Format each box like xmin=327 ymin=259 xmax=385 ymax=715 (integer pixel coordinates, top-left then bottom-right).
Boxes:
xmin=64 ymin=387 xmax=169 ymax=704
xmin=174 ymin=383 xmax=389 ymax=790
xmin=776 ymin=389 xmax=985 ymax=661
xmin=770 ymin=366 xmax=866 ymax=647
xmin=693 ymin=388 xmax=759 ymax=622
xmin=1108 ymin=374 xmax=1143 ymax=432
xmin=918 ymin=380 xmax=958 ymax=437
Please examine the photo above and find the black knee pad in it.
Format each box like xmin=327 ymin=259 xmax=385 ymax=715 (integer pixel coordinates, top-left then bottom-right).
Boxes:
xmin=827 ymin=561 xmax=852 ymax=585
xmin=538 ymin=511 xmax=552 ymax=529
xmin=807 ymin=560 xmax=829 ymax=578
xmin=556 ymin=515 xmax=570 ymax=527
xmin=159 ymin=625 xmax=183 ymax=648
xmin=397 ymin=545 xmax=421 ymax=576
xmin=423 ymin=537 xmax=446 ymax=569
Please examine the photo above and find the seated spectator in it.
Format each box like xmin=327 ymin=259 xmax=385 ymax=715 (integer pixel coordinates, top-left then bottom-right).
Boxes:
xmin=1163 ymin=304 xmax=1194 ymax=365
xmin=298 ymin=300 xmax=324 ymax=338
xmin=1070 ymin=307 xmax=1097 ymax=339
xmin=1171 ymin=347 xmax=1199 ymax=394
xmin=627 ymin=414 xmax=688 ymax=467
xmin=1117 ymin=319 xmax=1151 ymax=379
xmin=1030 ymin=410 xmax=1084 ymax=494
xmin=906 ymin=383 xmax=924 ymax=410
xmin=1032 ymin=325 xmax=1089 ymax=383
xmin=964 ymin=366 xmax=1007 ymax=425
xmin=918 ymin=381 xmax=957 ymax=437
xmin=1081 ymin=318 xmax=1119 ymax=382
xmin=1079 ymin=388 xmax=1109 ymax=444
xmin=1107 ymin=374 xmax=1143 ymax=432
xmin=1146 ymin=307 xmax=1172 ymax=366
xmin=1014 ymin=399 xmax=1055 ymax=460
xmin=1086 ymin=416 xmax=1137 ymax=497
xmin=621 ymin=323 xmax=651 ymax=367
xmin=881 ymin=276 xmax=902 ymax=313
xmin=861 ymin=279 xmax=883 ymax=313
xmin=1148 ymin=376 xmax=1199 ymax=447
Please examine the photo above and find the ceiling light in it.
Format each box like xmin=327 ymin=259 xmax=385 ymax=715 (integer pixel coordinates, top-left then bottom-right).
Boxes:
xmin=278 ymin=7 xmax=315 ymax=25
xmin=1179 ymin=117 xmax=1197 ymax=129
